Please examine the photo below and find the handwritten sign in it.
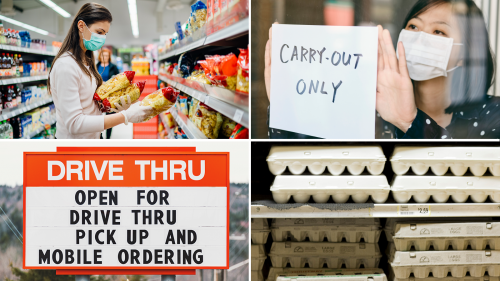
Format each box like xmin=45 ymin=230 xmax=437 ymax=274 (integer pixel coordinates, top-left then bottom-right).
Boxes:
xmin=269 ymin=24 xmax=378 ymax=139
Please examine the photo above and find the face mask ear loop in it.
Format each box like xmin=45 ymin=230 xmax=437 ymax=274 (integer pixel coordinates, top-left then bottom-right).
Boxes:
xmin=447 ymin=43 xmax=463 ymax=73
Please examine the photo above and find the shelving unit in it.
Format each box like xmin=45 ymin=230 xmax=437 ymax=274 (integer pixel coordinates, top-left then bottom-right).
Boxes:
xmin=0 ymin=97 xmax=53 ymax=122
xmin=251 ymin=202 xmax=500 ymax=218
xmin=158 ymin=18 xmax=249 ymax=61
xmin=0 ymin=45 xmax=56 ymax=56
xmin=22 ymin=118 xmax=56 ymax=139
xmin=159 ymin=74 xmax=249 ymax=127
xmin=0 ymin=75 xmax=48 ymax=85
xmin=170 ymin=107 xmax=208 ymax=139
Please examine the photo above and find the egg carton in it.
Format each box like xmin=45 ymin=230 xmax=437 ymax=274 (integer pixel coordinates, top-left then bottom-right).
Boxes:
xmin=267 ymin=268 xmax=385 ymax=281
xmin=389 ymin=250 xmax=500 ymax=278
xmin=269 ymin=242 xmax=382 ymax=268
xmin=270 ymin=175 xmax=390 ymax=204
xmin=384 ymin=218 xmax=492 ymax=243
xmin=267 ymin=146 xmax=386 ymax=176
xmin=391 ymin=176 xmax=500 ymax=203
xmin=275 ymin=274 xmax=387 ymax=281
xmin=252 ymin=218 xmax=271 ymax=244
xmin=252 ymin=244 xmax=267 ymax=271
xmin=388 ymin=263 xmax=500 ymax=281
xmin=252 ymin=271 xmax=265 ymax=281
xmin=390 ymin=146 xmax=500 ymax=176
xmin=393 ymin=222 xmax=500 ymax=251
xmin=271 ymin=219 xmax=381 ymax=243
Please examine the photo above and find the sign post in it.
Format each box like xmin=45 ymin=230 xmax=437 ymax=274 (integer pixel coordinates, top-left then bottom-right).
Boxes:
xmin=270 ymin=24 xmax=379 ymax=139
xmin=23 ymin=149 xmax=230 ymax=276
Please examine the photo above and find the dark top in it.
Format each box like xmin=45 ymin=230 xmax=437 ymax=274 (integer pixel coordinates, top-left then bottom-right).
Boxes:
xmin=96 ymin=62 xmax=119 ymax=82
xmin=268 ymin=96 xmax=500 ymax=139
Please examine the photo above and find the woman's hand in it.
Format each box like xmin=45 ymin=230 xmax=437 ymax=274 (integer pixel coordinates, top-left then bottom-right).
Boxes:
xmin=121 ymin=102 xmax=155 ymax=124
xmin=376 ymin=25 xmax=417 ymax=132
xmin=264 ymin=22 xmax=278 ymax=101
xmin=110 ymin=96 xmax=134 ymax=112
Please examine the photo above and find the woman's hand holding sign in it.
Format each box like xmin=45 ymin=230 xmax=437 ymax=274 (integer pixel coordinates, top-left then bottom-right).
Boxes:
xmin=375 ymin=25 xmax=417 ymax=133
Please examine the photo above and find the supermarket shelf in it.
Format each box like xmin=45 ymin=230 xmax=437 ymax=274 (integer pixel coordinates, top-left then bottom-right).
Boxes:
xmin=170 ymin=107 xmax=208 ymax=139
xmin=22 ymin=118 xmax=56 ymax=139
xmin=251 ymin=203 xmax=500 ymax=218
xmin=0 ymin=97 xmax=53 ymax=122
xmin=0 ymin=75 xmax=47 ymax=85
xmin=159 ymin=113 xmax=177 ymax=139
xmin=158 ymin=18 xmax=249 ymax=60
xmin=0 ymin=45 xmax=57 ymax=56
xmin=159 ymin=74 xmax=249 ymax=127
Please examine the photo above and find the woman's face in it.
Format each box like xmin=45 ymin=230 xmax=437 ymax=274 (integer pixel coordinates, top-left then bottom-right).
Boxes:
xmin=405 ymin=3 xmax=462 ymax=71
xmin=102 ymin=52 xmax=110 ymax=63
xmin=78 ymin=20 xmax=110 ymax=43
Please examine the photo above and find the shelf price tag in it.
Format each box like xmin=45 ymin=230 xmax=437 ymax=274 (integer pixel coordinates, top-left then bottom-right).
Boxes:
xmin=397 ymin=205 xmax=431 ymax=216
xmin=233 ymin=109 xmax=244 ymax=123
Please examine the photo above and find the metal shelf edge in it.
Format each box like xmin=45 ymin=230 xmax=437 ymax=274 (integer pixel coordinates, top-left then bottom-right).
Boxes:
xmin=0 ymin=75 xmax=48 ymax=85
xmin=0 ymin=97 xmax=53 ymax=122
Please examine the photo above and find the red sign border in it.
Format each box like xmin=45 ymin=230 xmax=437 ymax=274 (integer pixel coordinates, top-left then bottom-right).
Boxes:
xmin=23 ymin=150 xmax=230 ymax=270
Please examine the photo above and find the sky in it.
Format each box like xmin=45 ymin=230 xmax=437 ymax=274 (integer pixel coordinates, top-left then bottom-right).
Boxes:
xmin=0 ymin=140 xmax=249 ymax=186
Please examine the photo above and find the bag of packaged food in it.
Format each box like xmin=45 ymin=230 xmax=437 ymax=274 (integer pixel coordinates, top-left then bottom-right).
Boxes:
xmin=94 ymin=81 xmax=145 ymax=113
xmin=174 ymin=126 xmax=188 ymax=139
xmin=141 ymin=86 xmax=179 ymax=121
xmin=190 ymin=1 xmax=208 ymax=31
xmin=193 ymin=103 xmax=223 ymax=139
xmin=164 ymin=112 xmax=175 ymax=128
xmin=189 ymin=98 xmax=200 ymax=121
xmin=179 ymin=95 xmax=189 ymax=116
xmin=204 ymin=54 xmax=238 ymax=90
xmin=221 ymin=116 xmax=237 ymax=138
xmin=178 ymin=53 xmax=196 ymax=78
xmin=229 ymin=124 xmax=248 ymax=139
xmin=93 ymin=71 xmax=136 ymax=110
xmin=236 ymin=47 xmax=249 ymax=94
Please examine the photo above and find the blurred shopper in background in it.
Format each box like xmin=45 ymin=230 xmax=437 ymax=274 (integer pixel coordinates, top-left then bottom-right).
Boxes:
xmin=97 ymin=48 xmax=120 ymax=139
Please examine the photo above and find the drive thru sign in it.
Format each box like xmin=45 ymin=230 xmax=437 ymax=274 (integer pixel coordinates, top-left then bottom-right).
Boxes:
xmin=23 ymin=150 xmax=229 ymax=272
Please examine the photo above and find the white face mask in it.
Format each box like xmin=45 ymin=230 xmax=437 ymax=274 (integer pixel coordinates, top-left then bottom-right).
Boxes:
xmin=396 ymin=29 xmax=463 ymax=81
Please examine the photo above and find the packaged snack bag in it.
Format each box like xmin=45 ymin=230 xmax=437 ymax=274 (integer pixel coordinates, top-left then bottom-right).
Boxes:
xmin=141 ymin=86 xmax=179 ymax=121
xmin=221 ymin=116 xmax=236 ymax=138
xmin=94 ymin=81 xmax=145 ymax=113
xmin=164 ymin=112 xmax=175 ymax=128
xmin=174 ymin=126 xmax=188 ymax=139
xmin=193 ymin=103 xmax=223 ymax=139
xmin=229 ymin=123 xmax=248 ymax=139
xmin=189 ymin=98 xmax=200 ymax=121
xmin=179 ymin=95 xmax=189 ymax=116
xmin=93 ymin=71 xmax=136 ymax=110
xmin=201 ymin=54 xmax=238 ymax=90
xmin=178 ymin=53 xmax=196 ymax=78
xmin=236 ymin=47 xmax=249 ymax=94
xmin=190 ymin=1 xmax=208 ymax=31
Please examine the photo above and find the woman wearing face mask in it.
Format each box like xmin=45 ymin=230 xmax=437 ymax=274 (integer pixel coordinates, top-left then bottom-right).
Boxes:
xmin=264 ymin=0 xmax=497 ymax=139
xmin=48 ymin=3 xmax=153 ymax=139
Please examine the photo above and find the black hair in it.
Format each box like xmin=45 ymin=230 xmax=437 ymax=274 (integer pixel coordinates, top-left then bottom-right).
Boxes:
xmin=402 ymin=0 xmax=495 ymax=113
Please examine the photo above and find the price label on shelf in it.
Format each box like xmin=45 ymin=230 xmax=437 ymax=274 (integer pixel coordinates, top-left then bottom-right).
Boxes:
xmin=397 ymin=205 xmax=431 ymax=216
xmin=233 ymin=109 xmax=244 ymax=123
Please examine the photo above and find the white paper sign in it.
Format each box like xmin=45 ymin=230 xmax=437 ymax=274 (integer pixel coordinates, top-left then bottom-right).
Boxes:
xmin=270 ymin=24 xmax=378 ymax=139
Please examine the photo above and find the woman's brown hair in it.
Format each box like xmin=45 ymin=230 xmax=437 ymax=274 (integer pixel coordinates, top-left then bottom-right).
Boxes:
xmin=48 ymin=2 xmax=112 ymax=92
xmin=98 ymin=48 xmax=112 ymax=63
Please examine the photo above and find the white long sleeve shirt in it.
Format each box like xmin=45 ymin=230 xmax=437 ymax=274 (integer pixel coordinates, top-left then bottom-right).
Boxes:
xmin=50 ymin=52 xmax=104 ymax=139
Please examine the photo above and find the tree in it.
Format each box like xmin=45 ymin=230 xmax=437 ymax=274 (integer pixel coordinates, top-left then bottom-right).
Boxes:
xmin=5 ymin=263 xmax=74 ymax=281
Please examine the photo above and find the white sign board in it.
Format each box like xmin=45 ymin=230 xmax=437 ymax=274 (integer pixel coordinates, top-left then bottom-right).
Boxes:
xmin=23 ymin=152 xmax=229 ymax=270
xmin=270 ymin=24 xmax=378 ymax=139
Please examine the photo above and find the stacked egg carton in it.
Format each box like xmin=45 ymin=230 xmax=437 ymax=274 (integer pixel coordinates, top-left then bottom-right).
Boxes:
xmin=252 ymin=218 xmax=271 ymax=281
xmin=267 ymin=146 xmax=390 ymax=204
xmin=387 ymin=219 xmax=500 ymax=280
xmin=267 ymin=218 xmax=384 ymax=281
xmin=390 ymin=146 xmax=500 ymax=203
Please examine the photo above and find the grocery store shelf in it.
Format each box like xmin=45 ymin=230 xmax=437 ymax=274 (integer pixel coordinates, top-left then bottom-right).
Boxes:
xmin=22 ymin=118 xmax=56 ymax=139
xmin=0 ymin=45 xmax=57 ymax=56
xmin=251 ymin=202 xmax=500 ymax=218
xmin=0 ymin=75 xmax=48 ymax=85
xmin=170 ymin=107 xmax=208 ymax=139
xmin=0 ymin=97 xmax=53 ymax=122
xmin=159 ymin=74 xmax=249 ymax=127
xmin=158 ymin=18 xmax=249 ymax=60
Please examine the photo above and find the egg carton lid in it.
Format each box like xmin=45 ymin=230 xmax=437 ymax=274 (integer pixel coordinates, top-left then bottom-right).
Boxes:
xmin=267 ymin=146 xmax=386 ymax=161
xmin=251 ymin=244 xmax=267 ymax=258
xmin=390 ymin=250 xmax=500 ymax=266
xmin=269 ymin=242 xmax=381 ymax=257
xmin=271 ymin=176 xmax=390 ymax=190
xmin=276 ymin=274 xmax=387 ymax=281
xmin=391 ymin=176 xmax=500 ymax=190
xmin=390 ymin=146 xmax=500 ymax=162
xmin=385 ymin=218 xmax=493 ymax=233
xmin=394 ymin=222 xmax=500 ymax=238
xmin=268 ymin=267 xmax=385 ymax=281
xmin=271 ymin=218 xmax=381 ymax=227
xmin=252 ymin=218 xmax=270 ymax=230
